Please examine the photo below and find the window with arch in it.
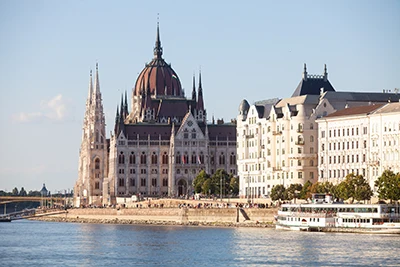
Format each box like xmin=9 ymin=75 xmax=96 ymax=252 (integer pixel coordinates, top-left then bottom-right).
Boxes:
xmin=176 ymin=153 xmax=181 ymax=164
xmin=229 ymin=152 xmax=236 ymax=165
xmin=310 ymin=160 xmax=314 ymax=166
xmin=140 ymin=152 xmax=147 ymax=164
xmin=183 ymin=129 xmax=189 ymax=139
xmin=310 ymin=123 xmax=314 ymax=130
xmin=199 ymin=152 xmax=204 ymax=164
xmin=162 ymin=152 xmax=168 ymax=164
xmin=191 ymin=153 xmax=196 ymax=164
xmin=219 ymin=153 xmax=225 ymax=165
xmin=118 ymin=152 xmax=125 ymax=165
xmin=95 ymin=158 xmax=100 ymax=169
xmin=129 ymin=152 xmax=135 ymax=165
xmin=96 ymin=130 xmax=99 ymax=142
xmin=162 ymin=178 xmax=168 ymax=187
xmin=191 ymin=129 xmax=196 ymax=139
xmin=151 ymin=153 xmax=158 ymax=165
xmin=310 ymin=136 xmax=314 ymax=142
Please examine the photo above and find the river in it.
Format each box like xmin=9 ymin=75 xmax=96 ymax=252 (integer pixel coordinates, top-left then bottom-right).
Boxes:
xmin=1 ymin=220 xmax=399 ymax=266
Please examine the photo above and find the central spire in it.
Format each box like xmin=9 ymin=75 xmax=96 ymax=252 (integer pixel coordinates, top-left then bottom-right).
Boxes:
xmin=154 ymin=20 xmax=163 ymax=59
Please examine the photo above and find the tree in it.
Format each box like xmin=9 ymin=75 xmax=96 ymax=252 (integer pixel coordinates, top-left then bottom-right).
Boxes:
xmin=19 ymin=187 xmax=27 ymax=196
xmin=285 ymin=184 xmax=303 ymax=200
xmin=375 ymin=170 xmax=400 ymax=203
xmin=229 ymin=176 xmax=239 ymax=196
xmin=299 ymin=180 xmax=312 ymax=199
xmin=270 ymin=184 xmax=286 ymax=201
xmin=193 ymin=170 xmax=209 ymax=194
xmin=12 ymin=187 xmax=19 ymax=196
xmin=211 ymin=169 xmax=230 ymax=197
xmin=202 ymin=179 xmax=213 ymax=195
xmin=336 ymin=174 xmax=373 ymax=203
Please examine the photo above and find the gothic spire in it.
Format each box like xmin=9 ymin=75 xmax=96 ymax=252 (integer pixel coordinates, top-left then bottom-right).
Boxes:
xmin=197 ymin=70 xmax=204 ymax=110
xmin=119 ymin=93 xmax=124 ymax=119
xmin=87 ymin=69 xmax=93 ymax=105
xmin=153 ymin=21 xmax=163 ymax=59
xmin=323 ymin=64 xmax=328 ymax=81
xmin=94 ymin=62 xmax=100 ymax=95
xmin=192 ymin=73 xmax=196 ymax=101
xmin=124 ymin=90 xmax=129 ymax=118
xmin=302 ymin=63 xmax=308 ymax=81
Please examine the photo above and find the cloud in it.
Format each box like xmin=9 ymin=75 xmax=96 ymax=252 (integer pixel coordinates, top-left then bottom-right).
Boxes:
xmin=12 ymin=94 xmax=67 ymax=123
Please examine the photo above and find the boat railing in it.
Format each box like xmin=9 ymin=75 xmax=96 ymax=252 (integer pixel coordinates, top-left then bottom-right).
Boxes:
xmin=290 ymin=212 xmax=335 ymax=218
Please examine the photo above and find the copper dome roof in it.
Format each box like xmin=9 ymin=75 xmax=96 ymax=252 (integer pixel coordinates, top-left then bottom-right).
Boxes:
xmin=133 ymin=25 xmax=182 ymax=97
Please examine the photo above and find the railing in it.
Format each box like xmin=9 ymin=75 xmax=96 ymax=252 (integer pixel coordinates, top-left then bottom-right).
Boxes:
xmin=296 ymin=128 xmax=303 ymax=133
xmin=295 ymin=140 xmax=305 ymax=145
xmin=272 ymin=131 xmax=282 ymax=135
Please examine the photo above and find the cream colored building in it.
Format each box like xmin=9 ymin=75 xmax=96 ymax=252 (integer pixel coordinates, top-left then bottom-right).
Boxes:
xmin=236 ymin=64 xmax=400 ymax=199
xmin=317 ymin=102 xmax=400 ymax=191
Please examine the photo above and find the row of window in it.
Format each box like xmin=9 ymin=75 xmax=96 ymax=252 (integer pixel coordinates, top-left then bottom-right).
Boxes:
xmin=244 ymin=123 xmax=313 ymax=136
xmin=321 ymin=154 xmax=367 ymax=165
xmin=118 ymin=178 xmax=169 ymax=187
xmin=321 ymin=140 xmax=367 ymax=151
xmin=320 ymin=168 xmax=366 ymax=179
xmin=245 ymin=171 xmax=314 ymax=183
xmin=321 ymin=127 xmax=368 ymax=138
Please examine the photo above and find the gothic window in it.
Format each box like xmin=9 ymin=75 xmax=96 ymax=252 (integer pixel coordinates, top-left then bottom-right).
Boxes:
xmin=152 ymin=178 xmax=157 ymax=187
xmin=200 ymin=153 xmax=204 ymax=164
xmin=129 ymin=152 xmax=136 ymax=165
xmin=95 ymin=182 xmax=100 ymax=189
xmin=118 ymin=152 xmax=125 ymax=165
xmin=118 ymin=178 xmax=125 ymax=187
xmin=310 ymin=136 xmax=314 ymax=142
xmin=162 ymin=152 xmax=168 ymax=164
xmin=210 ymin=154 xmax=214 ymax=164
xmin=297 ymin=160 xmax=302 ymax=166
xmin=163 ymin=178 xmax=168 ymax=187
xmin=140 ymin=152 xmax=147 ymax=164
xmin=101 ymin=136 xmax=103 ymax=143
xmin=191 ymin=153 xmax=196 ymax=164
xmin=310 ymin=123 xmax=314 ymax=130
xmin=310 ymin=160 xmax=314 ymax=166
xmin=151 ymin=153 xmax=158 ymax=164
xmin=95 ymin=158 xmax=100 ymax=169
xmin=191 ymin=129 xmax=196 ymax=139
xmin=230 ymin=152 xmax=236 ymax=165
xmin=183 ymin=154 xmax=189 ymax=164
xmin=219 ymin=153 xmax=225 ymax=165
xmin=141 ymin=178 xmax=146 ymax=187
xmin=176 ymin=153 xmax=181 ymax=164
xmin=130 ymin=178 xmax=135 ymax=187
xmin=96 ymin=130 xmax=99 ymax=142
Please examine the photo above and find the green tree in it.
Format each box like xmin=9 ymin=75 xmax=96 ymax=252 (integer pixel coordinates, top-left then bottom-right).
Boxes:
xmin=202 ymin=179 xmax=213 ymax=195
xmin=336 ymin=174 xmax=373 ymax=203
xmin=285 ymin=183 xmax=303 ymax=200
xmin=211 ymin=169 xmax=230 ymax=197
xmin=19 ymin=187 xmax=27 ymax=196
xmin=229 ymin=176 xmax=239 ymax=196
xmin=270 ymin=184 xmax=286 ymax=201
xmin=375 ymin=170 xmax=400 ymax=203
xmin=299 ymin=180 xmax=312 ymax=199
xmin=193 ymin=170 xmax=209 ymax=194
xmin=12 ymin=187 xmax=19 ymax=196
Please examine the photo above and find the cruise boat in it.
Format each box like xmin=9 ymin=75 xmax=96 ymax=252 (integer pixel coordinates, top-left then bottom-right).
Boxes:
xmin=275 ymin=194 xmax=400 ymax=234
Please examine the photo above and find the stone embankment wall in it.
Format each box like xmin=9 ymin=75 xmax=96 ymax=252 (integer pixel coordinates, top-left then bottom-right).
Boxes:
xmin=34 ymin=207 xmax=277 ymax=227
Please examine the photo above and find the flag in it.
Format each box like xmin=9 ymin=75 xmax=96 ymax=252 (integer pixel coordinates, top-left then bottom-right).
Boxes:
xmin=197 ymin=156 xmax=201 ymax=164
xmin=182 ymin=155 xmax=186 ymax=164
xmin=172 ymin=74 xmax=178 ymax=79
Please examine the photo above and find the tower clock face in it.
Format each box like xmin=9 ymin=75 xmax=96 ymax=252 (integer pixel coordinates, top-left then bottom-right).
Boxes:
xmin=188 ymin=120 xmax=193 ymax=127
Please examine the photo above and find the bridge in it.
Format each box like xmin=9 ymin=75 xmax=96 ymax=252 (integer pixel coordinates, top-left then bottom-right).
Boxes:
xmin=0 ymin=208 xmax=67 ymax=222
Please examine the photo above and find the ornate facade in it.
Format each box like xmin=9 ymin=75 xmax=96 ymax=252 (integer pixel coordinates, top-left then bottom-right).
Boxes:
xmin=74 ymin=25 xmax=236 ymax=207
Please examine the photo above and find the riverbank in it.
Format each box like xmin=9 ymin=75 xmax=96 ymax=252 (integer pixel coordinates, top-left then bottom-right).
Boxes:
xmin=29 ymin=205 xmax=277 ymax=228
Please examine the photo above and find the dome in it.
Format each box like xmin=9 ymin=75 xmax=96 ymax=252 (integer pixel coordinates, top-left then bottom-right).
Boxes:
xmin=239 ymin=99 xmax=250 ymax=114
xmin=133 ymin=25 xmax=182 ymax=97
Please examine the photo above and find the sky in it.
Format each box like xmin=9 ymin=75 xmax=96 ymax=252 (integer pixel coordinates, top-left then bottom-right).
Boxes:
xmin=0 ymin=0 xmax=399 ymax=193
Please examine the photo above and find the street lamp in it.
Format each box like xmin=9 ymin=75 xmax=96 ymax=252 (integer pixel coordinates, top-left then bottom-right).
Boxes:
xmin=220 ymin=175 xmax=223 ymax=202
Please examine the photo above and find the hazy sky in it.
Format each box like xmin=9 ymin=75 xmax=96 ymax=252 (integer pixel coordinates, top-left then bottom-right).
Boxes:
xmin=0 ymin=0 xmax=399 ymax=193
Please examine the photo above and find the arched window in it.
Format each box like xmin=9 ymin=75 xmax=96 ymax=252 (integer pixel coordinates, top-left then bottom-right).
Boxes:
xmin=310 ymin=123 xmax=314 ymax=130
xmin=200 ymin=153 xmax=204 ymax=164
xmin=191 ymin=129 xmax=196 ymax=139
xmin=162 ymin=152 xmax=168 ymax=164
xmin=230 ymin=152 xmax=236 ymax=165
xmin=310 ymin=136 xmax=314 ymax=142
xmin=140 ymin=152 xmax=147 ymax=164
xmin=151 ymin=153 xmax=158 ymax=164
xmin=183 ymin=129 xmax=189 ymax=139
xmin=176 ymin=153 xmax=181 ymax=164
xmin=96 ymin=130 xmax=99 ymax=142
xmin=219 ymin=153 xmax=225 ymax=165
xmin=95 ymin=158 xmax=100 ymax=169
xmin=118 ymin=152 xmax=125 ymax=164
xmin=129 ymin=152 xmax=135 ymax=165
xmin=191 ymin=153 xmax=196 ymax=164
xmin=310 ymin=160 xmax=314 ymax=166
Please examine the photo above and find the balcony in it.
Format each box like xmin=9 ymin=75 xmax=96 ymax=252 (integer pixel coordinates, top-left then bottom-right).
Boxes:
xmin=295 ymin=140 xmax=305 ymax=145
xmin=273 ymin=167 xmax=282 ymax=171
xmin=272 ymin=131 xmax=282 ymax=136
xmin=245 ymin=134 xmax=254 ymax=139
xmin=296 ymin=128 xmax=304 ymax=133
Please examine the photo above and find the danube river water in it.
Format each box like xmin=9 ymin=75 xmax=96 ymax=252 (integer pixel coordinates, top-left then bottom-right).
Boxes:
xmin=1 ymin=220 xmax=399 ymax=266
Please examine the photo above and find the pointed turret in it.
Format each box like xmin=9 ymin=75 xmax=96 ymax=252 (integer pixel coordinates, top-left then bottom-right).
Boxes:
xmin=323 ymin=64 xmax=328 ymax=82
xmin=87 ymin=70 xmax=93 ymax=105
xmin=302 ymin=63 xmax=308 ymax=81
xmin=119 ymin=94 xmax=124 ymax=120
xmin=153 ymin=22 xmax=163 ymax=59
xmin=124 ymin=91 xmax=129 ymax=119
xmin=197 ymin=71 xmax=204 ymax=110
xmin=192 ymin=73 xmax=196 ymax=101
xmin=94 ymin=63 xmax=100 ymax=95
xmin=114 ymin=105 xmax=120 ymax=134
